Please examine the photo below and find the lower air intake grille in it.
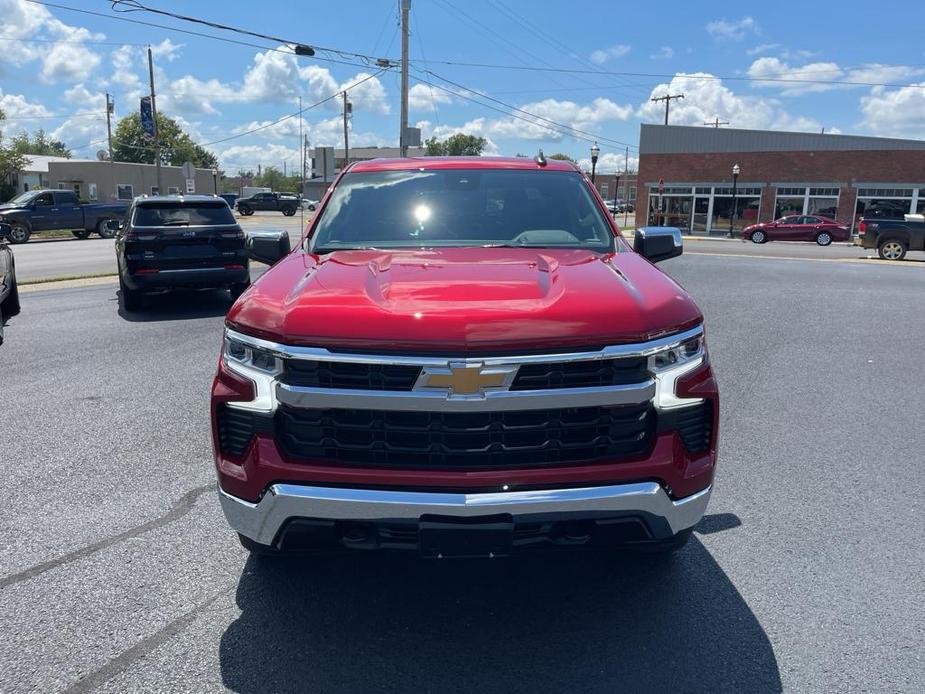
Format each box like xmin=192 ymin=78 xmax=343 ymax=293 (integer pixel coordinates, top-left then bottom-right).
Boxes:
xmin=276 ymin=404 xmax=654 ymax=470
xmin=216 ymin=406 xmax=255 ymax=457
xmin=674 ymin=401 xmax=713 ymax=454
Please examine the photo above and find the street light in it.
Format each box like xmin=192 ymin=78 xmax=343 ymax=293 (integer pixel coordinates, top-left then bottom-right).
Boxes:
xmin=590 ymin=142 xmax=600 ymax=184
xmin=728 ymin=163 xmax=740 ymax=238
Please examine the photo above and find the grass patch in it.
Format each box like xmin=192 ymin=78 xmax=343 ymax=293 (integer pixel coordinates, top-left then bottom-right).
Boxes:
xmin=21 ymin=272 xmax=117 ymax=286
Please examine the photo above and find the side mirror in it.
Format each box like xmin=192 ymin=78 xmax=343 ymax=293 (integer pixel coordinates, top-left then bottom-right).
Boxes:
xmin=633 ymin=226 xmax=682 ymax=263
xmin=0 ymin=223 xmax=11 ymax=240
xmin=246 ymin=229 xmax=291 ymax=265
xmin=105 ymin=219 xmax=123 ymax=232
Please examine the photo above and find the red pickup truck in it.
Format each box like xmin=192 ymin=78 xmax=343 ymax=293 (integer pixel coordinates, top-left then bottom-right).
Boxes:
xmin=212 ymin=156 xmax=718 ymax=558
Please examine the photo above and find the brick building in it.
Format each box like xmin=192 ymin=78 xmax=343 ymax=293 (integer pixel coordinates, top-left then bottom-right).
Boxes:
xmin=588 ymin=172 xmax=638 ymax=205
xmin=636 ymin=124 xmax=925 ymax=235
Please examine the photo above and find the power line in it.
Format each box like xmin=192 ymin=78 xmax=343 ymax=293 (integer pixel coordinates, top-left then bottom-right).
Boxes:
xmin=199 ymin=69 xmax=388 ymax=146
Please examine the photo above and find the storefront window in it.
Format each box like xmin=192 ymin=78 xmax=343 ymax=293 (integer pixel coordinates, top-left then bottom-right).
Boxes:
xmin=917 ymin=190 xmax=925 ymax=215
xmin=807 ymin=197 xmax=839 ymax=219
xmin=712 ymin=196 xmax=760 ymax=232
xmin=775 ymin=197 xmax=804 ymax=218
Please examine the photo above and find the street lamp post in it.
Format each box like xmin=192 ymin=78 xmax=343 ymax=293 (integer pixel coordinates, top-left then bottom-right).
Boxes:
xmin=728 ymin=163 xmax=740 ymax=238
xmin=590 ymin=142 xmax=599 ymax=185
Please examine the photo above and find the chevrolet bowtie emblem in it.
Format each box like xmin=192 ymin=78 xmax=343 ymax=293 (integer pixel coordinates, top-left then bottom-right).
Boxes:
xmin=420 ymin=363 xmax=517 ymax=395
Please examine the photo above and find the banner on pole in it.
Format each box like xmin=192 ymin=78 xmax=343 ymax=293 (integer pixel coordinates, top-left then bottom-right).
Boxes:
xmin=140 ymin=97 xmax=155 ymax=141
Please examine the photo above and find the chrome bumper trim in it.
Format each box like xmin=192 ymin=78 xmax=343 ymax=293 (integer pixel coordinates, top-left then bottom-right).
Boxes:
xmin=220 ymin=482 xmax=712 ymax=546
xmin=275 ymin=379 xmax=656 ymax=412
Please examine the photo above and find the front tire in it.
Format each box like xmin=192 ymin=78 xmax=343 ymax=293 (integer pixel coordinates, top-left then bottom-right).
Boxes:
xmin=238 ymin=206 xmax=253 ymax=216
xmin=118 ymin=275 xmax=144 ymax=311
xmin=815 ymin=231 xmax=833 ymax=246
xmin=878 ymin=239 xmax=907 ymax=261
xmin=626 ymin=528 xmax=693 ymax=554
xmin=72 ymin=229 xmax=92 ymax=240
xmin=96 ymin=219 xmax=116 ymax=239
xmin=750 ymin=229 xmax=767 ymax=244
xmin=282 ymin=207 xmax=296 ymax=216
xmin=308 ymin=204 xmax=316 ymax=212
xmin=9 ymin=223 xmax=30 ymax=244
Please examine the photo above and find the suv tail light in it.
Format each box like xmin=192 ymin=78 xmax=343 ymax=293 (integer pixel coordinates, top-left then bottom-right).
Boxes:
xmin=858 ymin=220 xmax=866 ymax=235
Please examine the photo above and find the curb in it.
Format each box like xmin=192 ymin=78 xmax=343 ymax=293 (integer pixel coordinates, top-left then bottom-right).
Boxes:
xmin=20 ymin=274 xmax=118 ymax=293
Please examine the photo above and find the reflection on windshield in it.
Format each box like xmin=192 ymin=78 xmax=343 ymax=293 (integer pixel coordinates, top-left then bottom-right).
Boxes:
xmin=310 ymin=169 xmax=614 ymax=253
xmin=7 ymin=192 xmax=37 ymax=205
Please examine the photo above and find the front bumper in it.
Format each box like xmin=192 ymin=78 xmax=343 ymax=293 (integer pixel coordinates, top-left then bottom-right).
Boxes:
xmin=220 ymin=481 xmax=712 ymax=548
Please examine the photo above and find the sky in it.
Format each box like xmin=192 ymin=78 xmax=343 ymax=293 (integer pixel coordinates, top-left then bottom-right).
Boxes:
xmin=1 ymin=0 xmax=925 ymax=175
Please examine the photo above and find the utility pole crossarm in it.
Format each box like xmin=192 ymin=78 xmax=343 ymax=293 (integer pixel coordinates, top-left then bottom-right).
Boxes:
xmin=651 ymin=93 xmax=685 ymax=125
xmin=703 ymin=117 xmax=729 ymax=128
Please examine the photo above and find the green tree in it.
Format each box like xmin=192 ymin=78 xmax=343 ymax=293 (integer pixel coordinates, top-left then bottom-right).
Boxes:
xmin=548 ymin=152 xmax=577 ymax=164
xmin=424 ymin=133 xmax=487 ymax=156
xmin=8 ymin=128 xmax=71 ymax=158
xmin=0 ymin=109 xmax=28 ymax=201
xmin=112 ymin=112 xmax=218 ymax=169
xmin=254 ymin=166 xmax=301 ymax=193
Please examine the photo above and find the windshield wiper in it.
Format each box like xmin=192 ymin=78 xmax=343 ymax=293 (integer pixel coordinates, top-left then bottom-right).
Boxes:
xmin=160 ymin=220 xmax=190 ymax=226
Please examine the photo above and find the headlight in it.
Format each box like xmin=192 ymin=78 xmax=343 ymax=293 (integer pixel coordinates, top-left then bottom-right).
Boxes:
xmin=223 ymin=333 xmax=281 ymax=375
xmin=648 ymin=333 xmax=706 ymax=409
xmin=221 ymin=330 xmax=281 ymax=412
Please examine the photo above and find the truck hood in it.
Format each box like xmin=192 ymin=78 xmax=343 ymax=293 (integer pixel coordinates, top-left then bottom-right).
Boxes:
xmin=0 ymin=204 xmax=27 ymax=213
xmin=227 ymin=247 xmax=702 ymax=352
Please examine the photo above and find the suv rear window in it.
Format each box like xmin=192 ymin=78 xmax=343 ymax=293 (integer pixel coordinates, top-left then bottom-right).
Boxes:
xmin=133 ymin=202 xmax=235 ymax=227
xmin=309 ymin=169 xmax=615 ymax=253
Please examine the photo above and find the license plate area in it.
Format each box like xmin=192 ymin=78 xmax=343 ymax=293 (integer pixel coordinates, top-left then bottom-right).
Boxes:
xmin=419 ymin=514 xmax=513 ymax=559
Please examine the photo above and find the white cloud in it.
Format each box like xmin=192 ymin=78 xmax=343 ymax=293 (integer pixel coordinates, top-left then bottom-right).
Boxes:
xmin=161 ymin=75 xmax=240 ymax=115
xmin=747 ymin=58 xmax=925 ymax=96
xmin=337 ymin=72 xmax=389 ymax=115
xmin=746 ymin=43 xmax=779 ymax=56
xmin=151 ymin=38 xmax=183 ymax=62
xmin=489 ymin=97 xmax=633 ymax=141
xmin=40 ymin=19 xmax=103 ymax=83
xmin=408 ymin=83 xmax=452 ymax=111
xmin=216 ymin=143 xmax=302 ymax=173
xmin=576 ymin=151 xmax=639 ymax=175
xmin=650 ymin=47 xmax=674 ymax=60
xmin=0 ymin=91 xmax=53 ymax=121
xmin=0 ymin=0 xmax=49 ymax=67
xmin=705 ymin=16 xmax=759 ymax=41
xmin=637 ymin=72 xmax=823 ymax=132
xmin=860 ymin=84 xmax=925 ymax=139
xmin=589 ymin=45 xmax=631 ymax=64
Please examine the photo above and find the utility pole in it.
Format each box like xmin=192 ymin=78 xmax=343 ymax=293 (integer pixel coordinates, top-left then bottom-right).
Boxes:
xmin=299 ymin=95 xmax=304 ymax=228
xmin=703 ymin=116 xmax=729 ymax=128
xmin=105 ymin=92 xmax=115 ymax=200
xmin=623 ymin=145 xmax=629 ymax=227
xmin=399 ymin=0 xmax=410 ymax=157
xmin=147 ymin=46 xmax=163 ymax=193
xmin=342 ymin=91 xmax=351 ymax=167
xmin=303 ymin=134 xmax=309 ymax=180
xmin=651 ymin=93 xmax=684 ymax=125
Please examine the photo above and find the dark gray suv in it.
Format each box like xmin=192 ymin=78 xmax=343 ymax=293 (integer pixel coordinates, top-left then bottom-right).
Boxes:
xmin=113 ymin=195 xmax=250 ymax=311
xmin=0 ymin=223 xmax=21 ymax=345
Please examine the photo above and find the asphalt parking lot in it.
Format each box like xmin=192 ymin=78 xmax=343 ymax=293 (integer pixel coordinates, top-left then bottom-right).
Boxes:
xmin=2 ymin=251 xmax=924 ymax=692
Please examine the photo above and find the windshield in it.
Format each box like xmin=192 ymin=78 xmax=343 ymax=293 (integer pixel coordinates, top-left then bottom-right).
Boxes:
xmin=133 ymin=203 xmax=236 ymax=227
xmin=309 ymin=169 xmax=615 ymax=253
xmin=5 ymin=191 xmax=38 ymax=206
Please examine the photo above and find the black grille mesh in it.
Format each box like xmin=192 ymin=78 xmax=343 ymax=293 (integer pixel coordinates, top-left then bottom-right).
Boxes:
xmin=276 ymin=404 xmax=654 ymax=470
xmin=510 ymin=357 xmax=648 ymax=391
xmin=282 ymin=361 xmax=421 ymax=390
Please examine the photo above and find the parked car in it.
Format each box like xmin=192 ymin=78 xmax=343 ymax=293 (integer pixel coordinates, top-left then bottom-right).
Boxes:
xmin=0 ymin=223 xmax=21 ymax=345
xmin=857 ymin=215 xmax=925 ymax=260
xmin=219 ymin=193 xmax=239 ymax=209
xmin=0 ymin=189 xmax=128 ymax=243
xmin=742 ymin=215 xmax=849 ymax=246
xmin=213 ymin=156 xmax=718 ymax=559
xmin=301 ymin=198 xmax=319 ymax=212
xmin=235 ymin=192 xmax=300 ymax=216
xmin=114 ymin=195 xmax=250 ymax=311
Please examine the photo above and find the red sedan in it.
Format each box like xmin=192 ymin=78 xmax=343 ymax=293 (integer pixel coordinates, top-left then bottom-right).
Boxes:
xmin=742 ymin=215 xmax=850 ymax=246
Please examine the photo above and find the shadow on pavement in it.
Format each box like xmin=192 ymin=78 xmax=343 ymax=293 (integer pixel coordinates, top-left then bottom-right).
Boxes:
xmin=116 ymin=288 xmax=233 ymax=322
xmin=219 ymin=515 xmax=780 ymax=694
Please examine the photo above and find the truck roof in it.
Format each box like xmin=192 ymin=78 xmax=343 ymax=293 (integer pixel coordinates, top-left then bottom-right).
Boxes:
xmin=348 ymin=156 xmax=580 ymax=173
xmin=135 ymin=194 xmax=224 ymax=204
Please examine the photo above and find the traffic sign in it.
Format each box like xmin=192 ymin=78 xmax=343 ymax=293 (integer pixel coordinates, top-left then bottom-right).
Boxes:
xmin=185 ymin=178 xmax=195 ymax=193
xmin=181 ymin=162 xmax=195 ymax=179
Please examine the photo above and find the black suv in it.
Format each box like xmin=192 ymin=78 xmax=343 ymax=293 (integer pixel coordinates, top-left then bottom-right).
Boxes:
xmin=0 ymin=223 xmax=21 ymax=344
xmin=113 ymin=196 xmax=250 ymax=311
